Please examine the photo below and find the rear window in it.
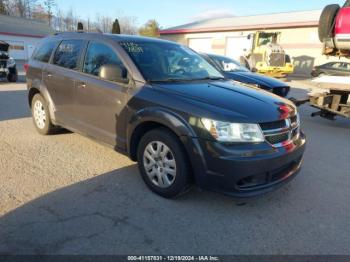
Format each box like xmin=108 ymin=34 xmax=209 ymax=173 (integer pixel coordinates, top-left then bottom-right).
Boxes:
xmin=53 ymin=40 xmax=84 ymax=70
xmin=33 ymin=41 xmax=57 ymax=63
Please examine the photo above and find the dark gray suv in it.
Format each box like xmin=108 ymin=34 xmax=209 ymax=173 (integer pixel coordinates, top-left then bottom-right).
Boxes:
xmin=27 ymin=32 xmax=306 ymax=198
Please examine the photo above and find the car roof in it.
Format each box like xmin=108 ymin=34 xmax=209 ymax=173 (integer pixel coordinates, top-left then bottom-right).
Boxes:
xmin=47 ymin=32 xmax=178 ymax=45
xmin=206 ymin=53 xmax=240 ymax=64
xmin=322 ymin=61 xmax=350 ymax=66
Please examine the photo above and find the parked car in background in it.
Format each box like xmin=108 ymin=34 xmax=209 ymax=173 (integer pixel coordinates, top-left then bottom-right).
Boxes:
xmin=0 ymin=41 xmax=18 ymax=82
xmin=202 ymin=53 xmax=290 ymax=97
xmin=311 ymin=62 xmax=350 ymax=77
xmin=26 ymin=33 xmax=305 ymax=198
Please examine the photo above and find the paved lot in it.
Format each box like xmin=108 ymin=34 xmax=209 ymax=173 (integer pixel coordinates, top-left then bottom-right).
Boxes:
xmin=0 ymin=82 xmax=350 ymax=255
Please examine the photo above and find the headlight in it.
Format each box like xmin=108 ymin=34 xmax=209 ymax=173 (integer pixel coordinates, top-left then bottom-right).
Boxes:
xmin=201 ymin=118 xmax=265 ymax=143
xmin=7 ymin=58 xmax=15 ymax=68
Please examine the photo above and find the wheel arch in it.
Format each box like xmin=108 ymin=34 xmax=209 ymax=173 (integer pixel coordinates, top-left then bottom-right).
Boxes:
xmin=28 ymin=84 xmax=57 ymax=124
xmin=127 ymin=107 xmax=197 ymax=162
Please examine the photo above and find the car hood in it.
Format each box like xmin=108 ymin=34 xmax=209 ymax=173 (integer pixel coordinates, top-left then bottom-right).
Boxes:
xmin=0 ymin=41 xmax=9 ymax=52
xmin=223 ymin=71 xmax=289 ymax=89
xmin=153 ymin=80 xmax=296 ymax=123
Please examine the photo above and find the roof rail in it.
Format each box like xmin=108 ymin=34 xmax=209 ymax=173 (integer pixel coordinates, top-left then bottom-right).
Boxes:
xmin=53 ymin=22 xmax=105 ymax=35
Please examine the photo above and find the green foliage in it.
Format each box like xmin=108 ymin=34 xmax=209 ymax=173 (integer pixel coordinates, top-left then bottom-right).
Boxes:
xmin=112 ymin=19 xmax=121 ymax=34
xmin=139 ymin=19 xmax=160 ymax=38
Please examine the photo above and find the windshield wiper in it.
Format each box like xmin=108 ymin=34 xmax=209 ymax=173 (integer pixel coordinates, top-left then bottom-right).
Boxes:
xmin=149 ymin=78 xmax=196 ymax=83
xmin=149 ymin=76 xmax=226 ymax=83
xmin=194 ymin=76 xmax=226 ymax=81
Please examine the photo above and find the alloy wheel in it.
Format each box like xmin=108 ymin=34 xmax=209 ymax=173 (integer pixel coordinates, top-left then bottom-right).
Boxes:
xmin=143 ymin=141 xmax=177 ymax=188
xmin=33 ymin=100 xmax=46 ymax=129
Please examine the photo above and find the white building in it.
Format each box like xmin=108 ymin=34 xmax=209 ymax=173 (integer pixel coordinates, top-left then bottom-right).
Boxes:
xmin=0 ymin=15 xmax=52 ymax=60
xmin=160 ymin=10 xmax=350 ymax=75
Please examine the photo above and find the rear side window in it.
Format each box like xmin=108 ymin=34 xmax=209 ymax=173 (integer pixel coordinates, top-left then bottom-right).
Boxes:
xmin=33 ymin=41 xmax=57 ymax=63
xmin=83 ymin=42 xmax=123 ymax=76
xmin=53 ymin=40 xmax=84 ymax=69
xmin=331 ymin=63 xmax=342 ymax=69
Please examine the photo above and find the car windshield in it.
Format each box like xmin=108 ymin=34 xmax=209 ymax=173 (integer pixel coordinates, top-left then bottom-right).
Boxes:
xmin=209 ymin=55 xmax=250 ymax=72
xmin=119 ymin=41 xmax=224 ymax=82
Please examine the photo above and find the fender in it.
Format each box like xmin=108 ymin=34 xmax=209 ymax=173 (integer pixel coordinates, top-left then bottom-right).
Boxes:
xmin=29 ymin=80 xmax=57 ymax=124
xmin=127 ymin=107 xmax=209 ymax=187
xmin=127 ymin=106 xmax=197 ymax=148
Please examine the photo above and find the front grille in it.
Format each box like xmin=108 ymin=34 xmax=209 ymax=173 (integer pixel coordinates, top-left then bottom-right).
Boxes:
xmin=260 ymin=115 xmax=300 ymax=146
xmin=269 ymin=53 xmax=285 ymax=67
xmin=0 ymin=59 xmax=6 ymax=69
xmin=266 ymin=132 xmax=289 ymax=145
xmin=260 ymin=119 xmax=286 ymax=130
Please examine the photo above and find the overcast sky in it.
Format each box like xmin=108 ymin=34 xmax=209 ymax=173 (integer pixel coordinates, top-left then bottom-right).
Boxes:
xmin=55 ymin=0 xmax=345 ymax=28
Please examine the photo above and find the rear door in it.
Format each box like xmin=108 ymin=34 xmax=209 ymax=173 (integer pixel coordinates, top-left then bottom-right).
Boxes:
xmin=43 ymin=39 xmax=86 ymax=127
xmin=325 ymin=62 xmax=344 ymax=76
xmin=73 ymin=41 xmax=129 ymax=146
xmin=28 ymin=40 xmax=58 ymax=90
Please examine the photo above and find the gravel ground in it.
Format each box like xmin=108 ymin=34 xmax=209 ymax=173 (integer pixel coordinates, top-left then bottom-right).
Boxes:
xmin=0 ymin=82 xmax=350 ymax=255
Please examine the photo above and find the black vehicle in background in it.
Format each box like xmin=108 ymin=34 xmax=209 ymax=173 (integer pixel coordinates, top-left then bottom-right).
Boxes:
xmin=0 ymin=41 xmax=18 ymax=82
xmin=202 ymin=53 xmax=290 ymax=98
xmin=311 ymin=62 xmax=350 ymax=77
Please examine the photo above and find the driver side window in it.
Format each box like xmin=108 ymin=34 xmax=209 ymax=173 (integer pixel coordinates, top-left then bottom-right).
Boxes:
xmin=83 ymin=42 xmax=123 ymax=77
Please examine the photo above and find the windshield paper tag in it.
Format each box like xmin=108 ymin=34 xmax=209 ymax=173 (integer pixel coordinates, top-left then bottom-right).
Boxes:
xmin=120 ymin=42 xmax=143 ymax=53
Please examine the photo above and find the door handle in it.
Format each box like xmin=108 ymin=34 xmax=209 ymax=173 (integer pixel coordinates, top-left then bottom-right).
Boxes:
xmin=47 ymin=73 xmax=52 ymax=78
xmin=77 ymin=82 xmax=86 ymax=88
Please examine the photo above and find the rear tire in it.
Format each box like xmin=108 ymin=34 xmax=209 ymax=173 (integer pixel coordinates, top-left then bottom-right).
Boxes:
xmin=137 ymin=128 xmax=192 ymax=198
xmin=31 ymin=93 xmax=56 ymax=135
xmin=318 ymin=4 xmax=340 ymax=42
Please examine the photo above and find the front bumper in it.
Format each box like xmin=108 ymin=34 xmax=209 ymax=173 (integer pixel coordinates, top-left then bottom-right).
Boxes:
xmin=0 ymin=68 xmax=8 ymax=78
xmin=182 ymin=132 xmax=306 ymax=198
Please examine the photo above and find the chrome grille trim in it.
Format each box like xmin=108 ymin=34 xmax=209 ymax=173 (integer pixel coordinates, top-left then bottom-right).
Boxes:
xmin=260 ymin=114 xmax=300 ymax=147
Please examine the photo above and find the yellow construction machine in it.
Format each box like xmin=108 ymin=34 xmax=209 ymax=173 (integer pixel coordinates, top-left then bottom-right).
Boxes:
xmin=241 ymin=32 xmax=294 ymax=78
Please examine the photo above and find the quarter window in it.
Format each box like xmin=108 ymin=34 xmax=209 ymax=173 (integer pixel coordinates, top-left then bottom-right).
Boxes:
xmin=33 ymin=41 xmax=57 ymax=63
xmin=83 ymin=42 xmax=123 ymax=77
xmin=53 ymin=40 xmax=84 ymax=69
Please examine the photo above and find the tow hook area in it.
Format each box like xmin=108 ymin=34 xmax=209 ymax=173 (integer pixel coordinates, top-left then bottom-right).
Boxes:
xmin=289 ymin=97 xmax=310 ymax=107
xmin=310 ymin=110 xmax=336 ymax=120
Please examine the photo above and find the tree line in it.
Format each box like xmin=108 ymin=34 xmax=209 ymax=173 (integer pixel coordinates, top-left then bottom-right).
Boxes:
xmin=0 ymin=0 xmax=160 ymax=36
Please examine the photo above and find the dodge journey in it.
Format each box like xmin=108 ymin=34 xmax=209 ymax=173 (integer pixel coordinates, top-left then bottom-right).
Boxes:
xmin=26 ymin=33 xmax=306 ymax=198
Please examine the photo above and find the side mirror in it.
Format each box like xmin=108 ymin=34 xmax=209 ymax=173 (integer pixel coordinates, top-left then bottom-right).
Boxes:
xmin=99 ymin=64 xmax=128 ymax=84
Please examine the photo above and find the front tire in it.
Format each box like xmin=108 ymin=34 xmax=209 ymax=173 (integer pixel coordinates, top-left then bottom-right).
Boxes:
xmin=31 ymin=94 xmax=56 ymax=135
xmin=7 ymin=73 xmax=17 ymax=82
xmin=137 ymin=128 xmax=192 ymax=198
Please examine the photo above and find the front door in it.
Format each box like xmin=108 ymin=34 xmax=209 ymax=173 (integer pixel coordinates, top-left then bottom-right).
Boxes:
xmin=73 ymin=41 xmax=129 ymax=147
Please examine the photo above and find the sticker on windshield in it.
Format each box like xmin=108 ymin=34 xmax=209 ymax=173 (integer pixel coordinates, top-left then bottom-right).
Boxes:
xmin=120 ymin=42 xmax=144 ymax=53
